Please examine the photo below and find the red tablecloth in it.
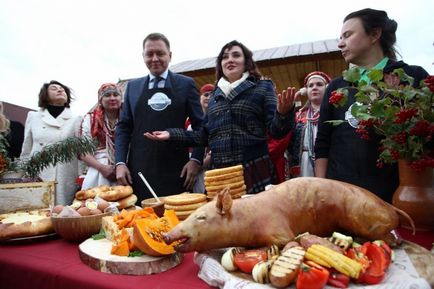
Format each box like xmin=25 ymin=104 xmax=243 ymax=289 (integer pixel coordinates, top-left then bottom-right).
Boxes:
xmin=397 ymin=227 xmax=434 ymax=250
xmin=0 ymin=237 xmax=213 ymax=289
xmin=0 ymin=229 xmax=432 ymax=289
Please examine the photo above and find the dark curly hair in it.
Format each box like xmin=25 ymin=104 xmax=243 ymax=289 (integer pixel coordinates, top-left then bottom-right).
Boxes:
xmin=344 ymin=8 xmax=398 ymax=60
xmin=38 ymin=80 xmax=73 ymax=108
xmin=215 ymin=40 xmax=261 ymax=82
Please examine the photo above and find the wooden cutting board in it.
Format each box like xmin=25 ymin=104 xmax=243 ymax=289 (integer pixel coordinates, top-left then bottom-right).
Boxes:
xmin=78 ymin=238 xmax=183 ymax=275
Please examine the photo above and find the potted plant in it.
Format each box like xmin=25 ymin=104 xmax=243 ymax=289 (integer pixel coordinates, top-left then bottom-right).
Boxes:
xmin=328 ymin=68 xmax=433 ymax=230
xmin=0 ymin=136 xmax=96 ymax=182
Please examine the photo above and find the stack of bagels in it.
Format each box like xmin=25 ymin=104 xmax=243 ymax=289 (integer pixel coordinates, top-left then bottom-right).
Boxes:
xmin=74 ymin=185 xmax=137 ymax=210
xmin=164 ymin=193 xmax=207 ymax=220
xmin=205 ymin=165 xmax=246 ymax=199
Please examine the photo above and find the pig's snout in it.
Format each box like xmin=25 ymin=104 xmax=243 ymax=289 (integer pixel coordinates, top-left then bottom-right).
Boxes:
xmin=163 ymin=228 xmax=180 ymax=245
xmin=163 ymin=232 xmax=172 ymax=244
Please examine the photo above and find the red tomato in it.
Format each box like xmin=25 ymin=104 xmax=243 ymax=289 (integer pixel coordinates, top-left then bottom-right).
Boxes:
xmin=296 ymin=261 xmax=329 ymax=289
xmin=327 ymin=269 xmax=350 ymax=288
xmin=233 ymin=249 xmax=267 ymax=273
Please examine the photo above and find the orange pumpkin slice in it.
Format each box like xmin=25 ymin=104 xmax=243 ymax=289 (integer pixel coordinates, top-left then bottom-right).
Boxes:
xmin=133 ymin=210 xmax=180 ymax=256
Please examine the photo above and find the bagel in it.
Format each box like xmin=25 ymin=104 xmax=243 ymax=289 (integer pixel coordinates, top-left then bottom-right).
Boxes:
xmin=204 ymin=170 xmax=243 ymax=182
xmin=164 ymin=201 xmax=206 ymax=211
xmin=205 ymin=165 xmax=243 ymax=177
xmin=204 ymin=175 xmax=244 ymax=186
xmin=206 ymin=180 xmax=245 ymax=192
xmin=164 ymin=193 xmax=207 ymax=206
xmin=116 ymin=194 xmax=138 ymax=209
xmin=98 ymin=185 xmax=133 ymax=201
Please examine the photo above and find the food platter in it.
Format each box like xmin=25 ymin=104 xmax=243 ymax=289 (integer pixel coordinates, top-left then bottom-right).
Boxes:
xmin=78 ymin=238 xmax=183 ymax=275
xmin=193 ymin=241 xmax=433 ymax=289
xmin=0 ymin=232 xmax=58 ymax=245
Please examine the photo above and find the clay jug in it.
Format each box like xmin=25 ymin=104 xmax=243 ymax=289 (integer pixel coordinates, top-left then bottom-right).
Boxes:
xmin=392 ymin=160 xmax=434 ymax=231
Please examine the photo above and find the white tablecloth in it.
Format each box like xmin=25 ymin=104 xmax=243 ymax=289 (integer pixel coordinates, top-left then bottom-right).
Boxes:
xmin=194 ymin=248 xmax=431 ymax=289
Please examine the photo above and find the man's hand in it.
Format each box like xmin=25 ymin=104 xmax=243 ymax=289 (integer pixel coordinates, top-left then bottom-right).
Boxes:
xmin=181 ymin=160 xmax=201 ymax=190
xmin=116 ymin=164 xmax=132 ymax=185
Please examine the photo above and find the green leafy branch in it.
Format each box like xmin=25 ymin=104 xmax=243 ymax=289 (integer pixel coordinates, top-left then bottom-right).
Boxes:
xmin=21 ymin=136 xmax=96 ymax=178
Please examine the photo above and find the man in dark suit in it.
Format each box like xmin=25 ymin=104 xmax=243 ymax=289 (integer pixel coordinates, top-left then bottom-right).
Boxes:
xmin=115 ymin=33 xmax=204 ymax=201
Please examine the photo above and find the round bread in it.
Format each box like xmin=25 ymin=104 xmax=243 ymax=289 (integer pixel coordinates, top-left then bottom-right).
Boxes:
xmin=98 ymin=185 xmax=133 ymax=201
xmin=116 ymin=194 xmax=138 ymax=209
xmin=204 ymin=175 xmax=244 ymax=186
xmin=204 ymin=170 xmax=243 ymax=182
xmin=231 ymin=191 xmax=247 ymax=199
xmin=164 ymin=201 xmax=206 ymax=211
xmin=207 ymin=186 xmax=247 ymax=199
xmin=75 ymin=185 xmax=110 ymax=200
xmin=205 ymin=165 xmax=243 ymax=177
xmin=228 ymin=185 xmax=247 ymax=195
xmin=164 ymin=193 xmax=206 ymax=206
xmin=0 ymin=209 xmax=53 ymax=241
xmin=207 ymin=184 xmax=246 ymax=194
xmin=174 ymin=209 xmax=196 ymax=218
xmin=124 ymin=205 xmax=138 ymax=211
xmin=206 ymin=180 xmax=245 ymax=192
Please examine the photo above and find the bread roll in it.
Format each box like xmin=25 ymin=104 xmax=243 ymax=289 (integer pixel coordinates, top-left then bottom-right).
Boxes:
xmin=116 ymin=194 xmax=137 ymax=209
xmin=98 ymin=185 xmax=133 ymax=201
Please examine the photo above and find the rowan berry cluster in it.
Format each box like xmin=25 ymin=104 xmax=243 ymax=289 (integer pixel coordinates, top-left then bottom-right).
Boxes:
xmin=329 ymin=91 xmax=344 ymax=105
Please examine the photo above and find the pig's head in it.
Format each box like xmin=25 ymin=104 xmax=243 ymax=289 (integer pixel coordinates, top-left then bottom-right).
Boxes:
xmin=164 ymin=189 xmax=236 ymax=252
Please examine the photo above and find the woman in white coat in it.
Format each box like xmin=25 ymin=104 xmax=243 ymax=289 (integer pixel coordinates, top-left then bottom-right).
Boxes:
xmin=20 ymin=80 xmax=82 ymax=205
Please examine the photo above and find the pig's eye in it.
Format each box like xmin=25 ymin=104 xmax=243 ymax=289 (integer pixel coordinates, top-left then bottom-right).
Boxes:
xmin=196 ymin=214 xmax=207 ymax=222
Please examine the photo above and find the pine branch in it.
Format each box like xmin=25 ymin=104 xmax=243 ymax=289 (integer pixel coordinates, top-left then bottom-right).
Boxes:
xmin=21 ymin=136 xmax=96 ymax=178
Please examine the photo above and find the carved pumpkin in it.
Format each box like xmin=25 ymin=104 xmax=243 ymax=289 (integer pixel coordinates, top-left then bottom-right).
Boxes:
xmin=133 ymin=209 xmax=180 ymax=256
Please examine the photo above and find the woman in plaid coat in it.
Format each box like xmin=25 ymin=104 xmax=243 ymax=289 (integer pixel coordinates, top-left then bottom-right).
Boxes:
xmin=145 ymin=40 xmax=296 ymax=193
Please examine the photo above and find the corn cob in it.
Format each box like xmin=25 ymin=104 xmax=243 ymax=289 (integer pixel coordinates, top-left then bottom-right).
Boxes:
xmin=304 ymin=251 xmax=331 ymax=268
xmin=306 ymin=244 xmax=363 ymax=278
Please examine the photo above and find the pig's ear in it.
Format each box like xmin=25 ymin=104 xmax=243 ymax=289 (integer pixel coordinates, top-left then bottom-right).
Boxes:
xmin=216 ymin=187 xmax=233 ymax=215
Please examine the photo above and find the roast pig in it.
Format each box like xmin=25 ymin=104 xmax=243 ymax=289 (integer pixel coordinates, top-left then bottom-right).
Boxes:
xmin=164 ymin=177 xmax=413 ymax=252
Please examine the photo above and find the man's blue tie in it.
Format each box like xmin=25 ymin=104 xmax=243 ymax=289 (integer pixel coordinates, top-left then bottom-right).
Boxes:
xmin=153 ymin=76 xmax=162 ymax=89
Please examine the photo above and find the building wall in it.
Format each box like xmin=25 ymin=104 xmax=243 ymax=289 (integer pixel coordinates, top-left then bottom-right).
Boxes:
xmin=2 ymin=101 xmax=35 ymax=126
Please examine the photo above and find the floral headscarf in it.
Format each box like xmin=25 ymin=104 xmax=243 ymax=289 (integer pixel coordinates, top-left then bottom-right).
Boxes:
xmin=87 ymin=83 xmax=121 ymax=164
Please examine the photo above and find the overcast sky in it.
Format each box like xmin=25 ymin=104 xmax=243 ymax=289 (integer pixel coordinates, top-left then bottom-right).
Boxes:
xmin=1 ymin=0 xmax=433 ymax=116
